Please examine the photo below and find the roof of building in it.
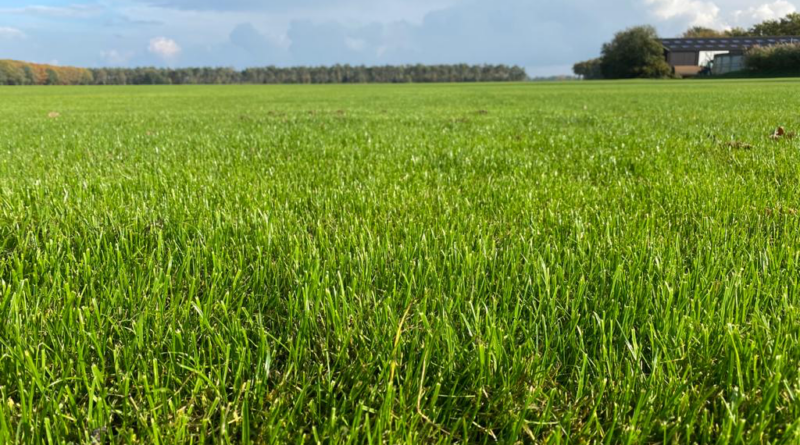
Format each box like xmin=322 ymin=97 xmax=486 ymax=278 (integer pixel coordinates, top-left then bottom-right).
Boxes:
xmin=659 ymin=36 xmax=800 ymax=51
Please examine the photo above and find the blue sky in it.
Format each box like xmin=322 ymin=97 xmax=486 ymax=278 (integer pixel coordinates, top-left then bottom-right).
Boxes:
xmin=0 ymin=0 xmax=796 ymax=75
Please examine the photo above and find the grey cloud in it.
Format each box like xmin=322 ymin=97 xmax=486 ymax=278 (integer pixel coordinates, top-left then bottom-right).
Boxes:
xmin=412 ymin=0 xmax=645 ymax=65
xmin=229 ymin=23 xmax=289 ymax=64
xmin=287 ymin=21 xmax=384 ymax=65
xmin=280 ymin=0 xmax=645 ymax=68
xmin=230 ymin=23 xmax=272 ymax=51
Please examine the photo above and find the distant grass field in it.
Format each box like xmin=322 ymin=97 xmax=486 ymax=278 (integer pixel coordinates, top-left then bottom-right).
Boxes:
xmin=2 ymin=80 xmax=800 ymax=443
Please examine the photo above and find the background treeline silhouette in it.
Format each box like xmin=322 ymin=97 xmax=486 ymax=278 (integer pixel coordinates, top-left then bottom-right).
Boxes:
xmin=0 ymin=60 xmax=93 ymax=85
xmin=0 ymin=61 xmax=528 ymax=85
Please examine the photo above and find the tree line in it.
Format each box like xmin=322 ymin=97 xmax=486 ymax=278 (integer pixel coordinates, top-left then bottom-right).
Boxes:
xmin=573 ymin=13 xmax=800 ymax=80
xmin=0 ymin=60 xmax=93 ymax=86
xmin=682 ymin=13 xmax=800 ymax=38
xmin=0 ymin=61 xmax=528 ymax=86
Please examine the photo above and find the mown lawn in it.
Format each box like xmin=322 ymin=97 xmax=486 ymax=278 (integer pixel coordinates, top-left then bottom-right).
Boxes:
xmin=1 ymin=80 xmax=800 ymax=443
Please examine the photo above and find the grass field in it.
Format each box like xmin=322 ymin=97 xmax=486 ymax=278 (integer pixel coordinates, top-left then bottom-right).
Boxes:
xmin=1 ymin=80 xmax=800 ymax=443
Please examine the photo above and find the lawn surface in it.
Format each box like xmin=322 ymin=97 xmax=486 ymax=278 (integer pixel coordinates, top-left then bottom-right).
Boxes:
xmin=1 ymin=81 xmax=800 ymax=443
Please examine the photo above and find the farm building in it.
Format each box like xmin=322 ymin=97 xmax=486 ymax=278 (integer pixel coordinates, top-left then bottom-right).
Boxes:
xmin=659 ymin=36 xmax=800 ymax=76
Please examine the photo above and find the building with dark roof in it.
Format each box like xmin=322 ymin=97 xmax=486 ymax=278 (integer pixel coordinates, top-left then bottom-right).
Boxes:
xmin=659 ymin=36 xmax=800 ymax=76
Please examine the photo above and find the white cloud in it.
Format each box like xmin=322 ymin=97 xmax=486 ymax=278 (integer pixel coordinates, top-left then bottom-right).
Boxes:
xmin=645 ymin=0 xmax=723 ymax=27
xmin=101 ymin=49 xmax=135 ymax=65
xmin=644 ymin=0 xmax=800 ymax=31
xmin=0 ymin=27 xmax=26 ymax=39
xmin=733 ymin=0 xmax=796 ymax=23
xmin=344 ymin=37 xmax=366 ymax=51
xmin=148 ymin=37 xmax=181 ymax=59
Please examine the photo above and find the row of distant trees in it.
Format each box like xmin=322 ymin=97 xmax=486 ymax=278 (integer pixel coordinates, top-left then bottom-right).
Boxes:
xmin=0 ymin=62 xmax=528 ymax=86
xmin=573 ymin=13 xmax=800 ymax=79
xmin=0 ymin=60 xmax=94 ymax=85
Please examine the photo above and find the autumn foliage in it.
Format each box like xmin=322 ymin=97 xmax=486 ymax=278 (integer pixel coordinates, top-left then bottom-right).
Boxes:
xmin=0 ymin=60 xmax=94 ymax=85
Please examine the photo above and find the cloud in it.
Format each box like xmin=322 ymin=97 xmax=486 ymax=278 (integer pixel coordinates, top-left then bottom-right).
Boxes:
xmin=734 ymin=0 xmax=796 ymax=22
xmin=101 ymin=49 xmax=135 ymax=65
xmin=0 ymin=27 xmax=26 ymax=39
xmin=227 ymin=23 xmax=288 ymax=64
xmin=643 ymin=0 xmax=798 ymax=31
xmin=230 ymin=23 xmax=272 ymax=52
xmin=148 ymin=37 xmax=181 ymax=59
xmin=344 ymin=37 xmax=367 ymax=51
xmin=645 ymin=0 xmax=722 ymax=27
xmin=408 ymin=0 xmax=584 ymax=65
xmin=287 ymin=20 xmax=393 ymax=65
xmin=281 ymin=0 xmax=644 ymax=68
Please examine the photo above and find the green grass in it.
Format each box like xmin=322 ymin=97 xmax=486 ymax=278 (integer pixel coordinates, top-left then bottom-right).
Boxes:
xmin=710 ymin=69 xmax=800 ymax=79
xmin=1 ymin=80 xmax=800 ymax=443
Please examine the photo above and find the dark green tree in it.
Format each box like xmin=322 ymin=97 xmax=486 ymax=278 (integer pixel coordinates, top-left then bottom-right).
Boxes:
xmin=725 ymin=27 xmax=752 ymax=37
xmin=600 ymin=26 xmax=672 ymax=79
xmin=682 ymin=26 xmax=725 ymax=38
xmin=93 ymin=69 xmax=108 ymax=85
xmin=683 ymin=13 xmax=800 ymax=38
xmin=2 ymin=63 xmax=529 ymax=86
xmin=0 ymin=61 xmax=26 ymax=85
xmin=751 ymin=12 xmax=800 ymax=36
xmin=22 ymin=65 xmax=37 ymax=85
xmin=573 ymin=58 xmax=603 ymax=79
xmin=45 ymin=68 xmax=60 ymax=85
